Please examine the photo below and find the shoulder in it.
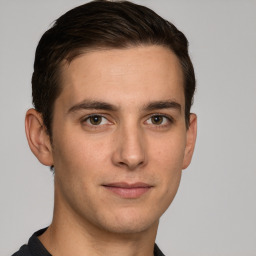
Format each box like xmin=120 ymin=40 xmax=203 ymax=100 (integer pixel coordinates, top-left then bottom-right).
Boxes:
xmin=11 ymin=244 xmax=32 ymax=256
xmin=11 ymin=228 xmax=49 ymax=256
xmin=154 ymin=243 xmax=165 ymax=256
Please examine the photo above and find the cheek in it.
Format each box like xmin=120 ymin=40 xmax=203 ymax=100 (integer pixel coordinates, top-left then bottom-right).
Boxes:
xmin=152 ymin=132 xmax=187 ymax=171
xmin=51 ymin=130 xmax=110 ymax=209
xmin=149 ymin=132 xmax=186 ymax=199
xmin=52 ymin=129 xmax=110 ymax=180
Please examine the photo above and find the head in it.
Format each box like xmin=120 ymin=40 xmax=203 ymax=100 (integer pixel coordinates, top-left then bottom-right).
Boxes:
xmin=32 ymin=0 xmax=195 ymax=138
xmin=26 ymin=0 xmax=197 ymax=237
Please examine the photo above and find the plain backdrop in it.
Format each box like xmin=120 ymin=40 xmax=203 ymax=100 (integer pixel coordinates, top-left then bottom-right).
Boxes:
xmin=1 ymin=1 xmax=256 ymax=255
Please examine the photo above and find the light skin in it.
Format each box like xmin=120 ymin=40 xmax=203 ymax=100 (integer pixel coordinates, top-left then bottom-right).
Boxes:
xmin=25 ymin=45 xmax=197 ymax=256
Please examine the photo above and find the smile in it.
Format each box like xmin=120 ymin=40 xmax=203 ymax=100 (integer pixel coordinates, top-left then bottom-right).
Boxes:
xmin=102 ymin=182 xmax=153 ymax=199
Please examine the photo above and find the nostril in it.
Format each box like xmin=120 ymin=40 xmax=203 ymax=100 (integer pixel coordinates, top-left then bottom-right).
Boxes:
xmin=117 ymin=157 xmax=145 ymax=170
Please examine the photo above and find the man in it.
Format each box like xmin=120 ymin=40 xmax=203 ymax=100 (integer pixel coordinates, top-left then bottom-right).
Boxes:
xmin=13 ymin=0 xmax=197 ymax=255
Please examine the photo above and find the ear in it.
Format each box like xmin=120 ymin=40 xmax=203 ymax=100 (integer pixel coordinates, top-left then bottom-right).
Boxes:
xmin=182 ymin=113 xmax=197 ymax=169
xmin=25 ymin=108 xmax=54 ymax=166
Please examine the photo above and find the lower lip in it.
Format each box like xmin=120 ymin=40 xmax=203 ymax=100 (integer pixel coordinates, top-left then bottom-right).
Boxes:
xmin=103 ymin=186 xmax=152 ymax=199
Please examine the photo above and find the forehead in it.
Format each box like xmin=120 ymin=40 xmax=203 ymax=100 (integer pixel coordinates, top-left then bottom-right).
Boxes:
xmin=58 ymin=45 xmax=185 ymax=111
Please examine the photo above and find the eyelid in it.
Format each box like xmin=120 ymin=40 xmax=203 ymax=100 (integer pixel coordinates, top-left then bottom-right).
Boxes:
xmin=81 ymin=114 xmax=113 ymax=126
xmin=144 ymin=113 xmax=174 ymax=125
xmin=80 ymin=112 xmax=174 ymax=128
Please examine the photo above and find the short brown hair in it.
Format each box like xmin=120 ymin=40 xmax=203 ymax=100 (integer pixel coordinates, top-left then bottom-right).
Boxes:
xmin=32 ymin=0 xmax=196 ymax=137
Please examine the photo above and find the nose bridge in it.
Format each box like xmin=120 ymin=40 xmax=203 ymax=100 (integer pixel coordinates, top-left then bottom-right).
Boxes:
xmin=113 ymin=117 xmax=147 ymax=170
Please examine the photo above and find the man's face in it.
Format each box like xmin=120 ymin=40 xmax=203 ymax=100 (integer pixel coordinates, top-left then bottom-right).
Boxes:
xmin=50 ymin=45 xmax=195 ymax=234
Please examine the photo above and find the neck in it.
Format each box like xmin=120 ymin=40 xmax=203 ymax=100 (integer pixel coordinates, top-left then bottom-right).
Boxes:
xmin=39 ymin=187 xmax=158 ymax=256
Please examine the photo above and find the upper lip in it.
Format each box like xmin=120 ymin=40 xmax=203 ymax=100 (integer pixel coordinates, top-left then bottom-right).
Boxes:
xmin=103 ymin=182 xmax=152 ymax=188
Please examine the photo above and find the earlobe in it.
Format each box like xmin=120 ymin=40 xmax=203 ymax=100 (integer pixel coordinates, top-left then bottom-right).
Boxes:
xmin=25 ymin=108 xmax=54 ymax=166
xmin=182 ymin=113 xmax=197 ymax=169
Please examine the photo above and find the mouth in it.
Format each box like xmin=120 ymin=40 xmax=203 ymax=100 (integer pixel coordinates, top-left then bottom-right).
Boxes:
xmin=102 ymin=182 xmax=153 ymax=199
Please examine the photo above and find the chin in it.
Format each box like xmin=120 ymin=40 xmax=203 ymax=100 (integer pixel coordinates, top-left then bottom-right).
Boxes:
xmin=94 ymin=208 xmax=160 ymax=235
xmin=102 ymin=220 xmax=157 ymax=235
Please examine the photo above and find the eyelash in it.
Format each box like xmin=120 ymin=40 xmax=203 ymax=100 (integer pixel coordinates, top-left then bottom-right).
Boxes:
xmin=81 ymin=114 xmax=112 ymax=127
xmin=81 ymin=113 xmax=174 ymax=129
xmin=145 ymin=113 xmax=174 ymax=127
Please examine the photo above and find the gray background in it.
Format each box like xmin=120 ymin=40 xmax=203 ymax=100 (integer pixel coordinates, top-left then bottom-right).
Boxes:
xmin=1 ymin=0 xmax=256 ymax=255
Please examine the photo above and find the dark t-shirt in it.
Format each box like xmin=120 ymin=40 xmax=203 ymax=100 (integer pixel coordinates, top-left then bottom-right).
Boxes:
xmin=12 ymin=228 xmax=165 ymax=256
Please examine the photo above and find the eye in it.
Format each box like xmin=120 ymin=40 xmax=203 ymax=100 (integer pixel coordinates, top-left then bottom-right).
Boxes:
xmin=145 ymin=114 xmax=172 ymax=126
xmin=150 ymin=115 xmax=164 ymax=125
xmin=84 ymin=115 xmax=109 ymax=126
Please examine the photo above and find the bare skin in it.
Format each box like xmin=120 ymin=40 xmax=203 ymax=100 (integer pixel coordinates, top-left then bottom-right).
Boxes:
xmin=25 ymin=45 xmax=197 ymax=256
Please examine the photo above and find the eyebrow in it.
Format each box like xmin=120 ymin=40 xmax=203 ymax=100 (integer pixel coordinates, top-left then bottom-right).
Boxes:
xmin=67 ymin=99 xmax=181 ymax=114
xmin=67 ymin=100 xmax=118 ymax=113
xmin=143 ymin=100 xmax=181 ymax=113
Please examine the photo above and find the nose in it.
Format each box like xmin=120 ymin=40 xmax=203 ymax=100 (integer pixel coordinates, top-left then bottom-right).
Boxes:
xmin=111 ymin=124 xmax=147 ymax=170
